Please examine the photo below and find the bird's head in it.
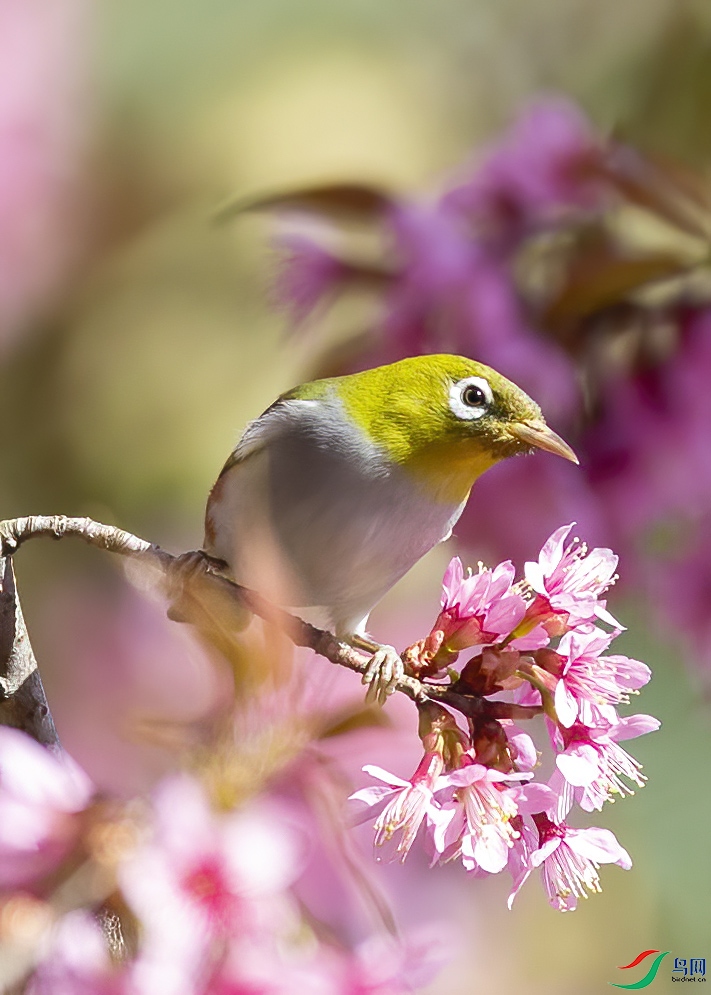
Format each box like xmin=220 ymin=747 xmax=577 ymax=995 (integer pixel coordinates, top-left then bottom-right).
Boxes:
xmin=328 ymin=354 xmax=578 ymax=503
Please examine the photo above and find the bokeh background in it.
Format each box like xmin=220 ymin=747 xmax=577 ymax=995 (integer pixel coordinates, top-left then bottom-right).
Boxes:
xmin=1 ymin=0 xmax=711 ymax=991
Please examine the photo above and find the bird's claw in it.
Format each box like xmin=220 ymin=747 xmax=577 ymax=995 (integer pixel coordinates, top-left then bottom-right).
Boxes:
xmin=361 ymin=645 xmax=404 ymax=706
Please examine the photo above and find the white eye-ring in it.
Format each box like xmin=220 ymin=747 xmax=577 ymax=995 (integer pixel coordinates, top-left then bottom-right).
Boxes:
xmin=448 ymin=376 xmax=493 ymax=420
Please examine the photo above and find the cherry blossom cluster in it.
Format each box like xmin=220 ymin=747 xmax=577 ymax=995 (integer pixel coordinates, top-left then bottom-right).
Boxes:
xmin=0 ymin=524 xmax=659 ymax=990
xmin=350 ymin=524 xmax=659 ymax=912
xmin=0 ymin=730 xmax=445 ymax=994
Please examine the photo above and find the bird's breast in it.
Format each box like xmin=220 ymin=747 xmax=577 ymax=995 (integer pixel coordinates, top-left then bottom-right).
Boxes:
xmin=205 ymin=402 xmax=467 ymax=629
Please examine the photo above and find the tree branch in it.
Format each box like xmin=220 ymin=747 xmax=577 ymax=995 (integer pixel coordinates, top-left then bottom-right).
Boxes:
xmin=0 ymin=552 xmax=59 ymax=748
xmin=0 ymin=515 xmax=542 ymax=726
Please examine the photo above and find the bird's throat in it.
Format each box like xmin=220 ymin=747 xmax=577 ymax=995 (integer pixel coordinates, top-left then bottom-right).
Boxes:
xmin=404 ymin=439 xmax=499 ymax=504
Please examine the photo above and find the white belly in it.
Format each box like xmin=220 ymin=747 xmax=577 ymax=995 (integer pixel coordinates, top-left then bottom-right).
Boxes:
xmin=205 ymin=414 xmax=465 ymax=635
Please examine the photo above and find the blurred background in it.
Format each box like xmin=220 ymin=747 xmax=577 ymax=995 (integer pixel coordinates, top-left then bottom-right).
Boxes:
xmin=1 ymin=0 xmax=711 ymax=991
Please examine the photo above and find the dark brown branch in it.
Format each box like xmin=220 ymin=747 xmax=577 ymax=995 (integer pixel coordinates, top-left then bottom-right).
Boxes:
xmin=0 ymin=553 xmax=59 ymax=748
xmin=0 ymin=515 xmax=542 ymax=725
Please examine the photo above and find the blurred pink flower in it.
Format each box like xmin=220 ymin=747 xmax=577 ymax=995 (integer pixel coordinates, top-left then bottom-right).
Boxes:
xmin=347 ymin=929 xmax=453 ymax=994
xmin=0 ymin=0 xmax=92 ymax=350
xmin=443 ymin=97 xmax=604 ymax=247
xmin=45 ymin=582 xmax=232 ymax=797
xmin=508 ymin=816 xmax=631 ymax=912
xmin=378 ymin=201 xmax=493 ymax=361
xmin=654 ymin=513 xmax=711 ymax=680
xmin=0 ymin=728 xmax=93 ymax=890
xmin=120 ymin=775 xmax=305 ymax=995
xmin=207 ymin=925 xmax=450 ymax=995
xmin=588 ymin=311 xmax=711 ymax=534
xmin=272 ymin=232 xmax=350 ymax=328
xmin=26 ymin=911 xmax=127 ymax=995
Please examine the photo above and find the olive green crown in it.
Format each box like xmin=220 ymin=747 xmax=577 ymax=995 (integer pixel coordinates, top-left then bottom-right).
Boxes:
xmin=288 ymin=354 xmax=542 ymax=467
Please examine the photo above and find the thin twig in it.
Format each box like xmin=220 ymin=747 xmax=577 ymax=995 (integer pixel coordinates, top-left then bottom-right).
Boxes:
xmin=0 ymin=515 xmax=542 ymax=724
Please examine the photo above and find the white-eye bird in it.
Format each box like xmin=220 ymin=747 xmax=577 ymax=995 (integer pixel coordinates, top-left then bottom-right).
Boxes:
xmin=204 ymin=354 xmax=577 ymax=702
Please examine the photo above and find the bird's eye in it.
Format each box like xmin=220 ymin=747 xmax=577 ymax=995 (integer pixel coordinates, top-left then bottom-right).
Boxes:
xmin=462 ymin=384 xmax=487 ymax=408
xmin=449 ymin=376 xmax=493 ymax=421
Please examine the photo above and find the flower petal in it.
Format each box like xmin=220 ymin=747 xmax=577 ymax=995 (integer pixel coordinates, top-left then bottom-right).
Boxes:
xmin=361 ymin=765 xmax=411 ymax=788
xmin=566 ymin=827 xmax=632 ymax=869
xmin=554 ymin=679 xmax=579 ymax=728
xmin=556 ymin=746 xmax=598 ymax=786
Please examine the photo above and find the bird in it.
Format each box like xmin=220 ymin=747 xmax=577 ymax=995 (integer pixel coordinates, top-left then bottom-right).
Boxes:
xmin=203 ymin=354 xmax=577 ymax=702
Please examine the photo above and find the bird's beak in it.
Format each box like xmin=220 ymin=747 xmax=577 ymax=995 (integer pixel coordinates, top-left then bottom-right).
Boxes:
xmin=509 ymin=419 xmax=579 ymax=464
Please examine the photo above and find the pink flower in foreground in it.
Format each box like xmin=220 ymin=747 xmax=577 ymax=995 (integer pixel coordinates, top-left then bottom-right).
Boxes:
xmin=525 ymin=523 xmax=621 ymax=628
xmin=348 ymin=928 xmax=453 ymax=995
xmin=552 ymin=714 xmax=660 ymax=813
xmin=120 ymin=775 xmax=304 ymax=993
xmin=430 ymin=762 xmax=527 ymax=873
xmin=0 ymin=728 xmax=93 ymax=890
xmin=554 ymin=628 xmax=651 ymax=728
xmin=27 ymin=911 xmax=126 ymax=995
xmin=349 ymin=752 xmax=444 ymax=862
xmin=509 ymin=816 xmax=631 ymax=912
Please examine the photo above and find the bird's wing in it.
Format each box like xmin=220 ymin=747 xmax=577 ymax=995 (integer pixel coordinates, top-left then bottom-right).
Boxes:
xmin=204 ymin=398 xmax=321 ymax=556
xmin=214 ymin=398 xmax=319 ymax=478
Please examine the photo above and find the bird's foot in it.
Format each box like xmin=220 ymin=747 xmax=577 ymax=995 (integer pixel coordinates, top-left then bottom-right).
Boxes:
xmin=354 ymin=640 xmax=404 ymax=706
xmin=166 ymin=549 xmax=231 ymax=622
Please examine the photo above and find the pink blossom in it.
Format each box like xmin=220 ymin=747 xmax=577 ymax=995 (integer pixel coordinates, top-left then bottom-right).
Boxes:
xmin=443 ymin=97 xmax=604 ymax=247
xmin=347 ymin=928 xmax=453 ymax=994
xmin=553 ymin=628 xmax=651 ymax=727
xmin=654 ymin=514 xmax=711 ymax=681
xmin=0 ymin=728 xmax=93 ymax=890
xmin=120 ymin=775 xmax=304 ymax=994
xmin=509 ymin=816 xmax=631 ymax=912
xmin=26 ymin=911 xmax=126 ymax=995
xmin=208 ymin=925 xmax=451 ymax=995
xmin=504 ymin=783 xmax=557 ymax=902
xmin=272 ymin=232 xmax=350 ymax=328
xmin=434 ymin=557 xmax=528 ymax=652
xmin=551 ymin=715 xmax=660 ymax=813
xmin=430 ymin=762 xmax=527 ymax=873
xmin=524 ymin=523 xmax=621 ymax=628
xmin=349 ymin=752 xmax=444 ymax=862
xmin=587 ymin=311 xmax=711 ymax=535
xmin=503 ymin=725 xmax=538 ymax=771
